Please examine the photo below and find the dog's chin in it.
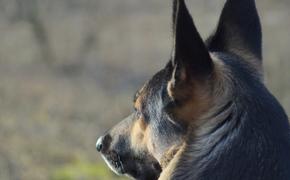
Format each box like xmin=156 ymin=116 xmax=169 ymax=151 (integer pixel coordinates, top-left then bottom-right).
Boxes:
xmin=125 ymin=164 xmax=161 ymax=180
xmin=101 ymin=153 xmax=125 ymax=175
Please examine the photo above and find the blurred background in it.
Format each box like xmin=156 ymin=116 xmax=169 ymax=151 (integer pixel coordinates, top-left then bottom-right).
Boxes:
xmin=0 ymin=0 xmax=289 ymax=179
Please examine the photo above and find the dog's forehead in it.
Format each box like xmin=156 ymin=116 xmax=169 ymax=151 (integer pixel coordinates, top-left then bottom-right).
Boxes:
xmin=137 ymin=67 xmax=171 ymax=102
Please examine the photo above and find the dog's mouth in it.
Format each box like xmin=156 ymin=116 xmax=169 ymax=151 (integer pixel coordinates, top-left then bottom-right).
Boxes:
xmin=101 ymin=151 xmax=125 ymax=175
xmin=100 ymin=150 xmax=161 ymax=180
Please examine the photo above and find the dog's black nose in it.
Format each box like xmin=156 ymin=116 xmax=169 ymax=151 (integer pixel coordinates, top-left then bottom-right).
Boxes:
xmin=96 ymin=134 xmax=112 ymax=152
xmin=96 ymin=136 xmax=104 ymax=152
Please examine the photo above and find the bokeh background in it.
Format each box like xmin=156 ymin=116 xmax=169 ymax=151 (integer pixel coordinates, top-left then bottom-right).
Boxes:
xmin=0 ymin=0 xmax=289 ymax=179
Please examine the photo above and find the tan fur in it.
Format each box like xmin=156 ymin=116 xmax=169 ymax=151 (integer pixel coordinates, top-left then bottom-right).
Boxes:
xmin=160 ymin=145 xmax=181 ymax=168
xmin=130 ymin=113 xmax=158 ymax=158
xmin=134 ymin=95 xmax=144 ymax=111
xmin=159 ymin=143 xmax=186 ymax=180
xmin=130 ymin=118 xmax=148 ymax=151
xmin=171 ymin=82 xmax=212 ymax=124
xmin=167 ymin=67 xmax=214 ymax=126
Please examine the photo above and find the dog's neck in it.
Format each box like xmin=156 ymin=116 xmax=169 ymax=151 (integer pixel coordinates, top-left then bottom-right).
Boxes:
xmin=194 ymin=54 xmax=235 ymax=135
xmin=159 ymin=56 xmax=235 ymax=171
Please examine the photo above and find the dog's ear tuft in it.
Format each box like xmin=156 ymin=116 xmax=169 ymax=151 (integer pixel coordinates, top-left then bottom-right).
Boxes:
xmin=170 ymin=0 xmax=213 ymax=82
xmin=207 ymin=0 xmax=262 ymax=60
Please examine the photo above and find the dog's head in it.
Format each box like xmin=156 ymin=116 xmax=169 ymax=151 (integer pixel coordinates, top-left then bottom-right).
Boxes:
xmin=96 ymin=0 xmax=262 ymax=179
xmin=96 ymin=64 xmax=187 ymax=180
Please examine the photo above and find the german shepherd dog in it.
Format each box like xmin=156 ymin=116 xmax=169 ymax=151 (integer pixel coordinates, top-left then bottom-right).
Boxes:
xmin=96 ymin=0 xmax=290 ymax=179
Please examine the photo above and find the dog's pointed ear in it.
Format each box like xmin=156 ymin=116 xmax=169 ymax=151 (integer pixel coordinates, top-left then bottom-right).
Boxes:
xmin=168 ymin=0 xmax=213 ymax=101
xmin=171 ymin=0 xmax=213 ymax=80
xmin=207 ymin=0 xmax=262 ymax=60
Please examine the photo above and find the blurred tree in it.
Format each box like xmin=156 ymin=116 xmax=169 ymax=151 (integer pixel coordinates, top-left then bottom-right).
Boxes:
xmin=12 ymin=0 xmax=55 ymax=66
xmin=0 ymin=150 xmax=20 ymax=180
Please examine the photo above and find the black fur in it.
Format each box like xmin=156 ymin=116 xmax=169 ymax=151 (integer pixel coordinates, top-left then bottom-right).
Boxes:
xmin=207 ymin=0 xmax=262 ymax=59
xmin=173 ymin=0 xmax=213 ymax=77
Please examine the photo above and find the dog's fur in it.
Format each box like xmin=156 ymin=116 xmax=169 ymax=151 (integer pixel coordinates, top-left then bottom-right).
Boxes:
xmin=96 ymin=0 xmax=290 ymax=179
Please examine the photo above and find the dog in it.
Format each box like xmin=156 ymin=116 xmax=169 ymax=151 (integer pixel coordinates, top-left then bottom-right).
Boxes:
xmin=96 ymin=0 xmax=290 ymax=179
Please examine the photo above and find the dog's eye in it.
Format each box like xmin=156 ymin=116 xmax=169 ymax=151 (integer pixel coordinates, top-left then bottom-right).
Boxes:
xmin=134 ymin=108 xmax=143 ymax=119
xmin=136 ymin=111 xmax=142 ymax=119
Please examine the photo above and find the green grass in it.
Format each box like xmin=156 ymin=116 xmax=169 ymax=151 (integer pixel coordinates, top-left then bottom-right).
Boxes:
xmin=52 ymin=161 xmax=128 ymax=180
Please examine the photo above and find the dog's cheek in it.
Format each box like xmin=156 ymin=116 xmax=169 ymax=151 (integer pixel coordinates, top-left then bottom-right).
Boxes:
xmin=144 ymin=128 xmax=156 ymax=157
xmin=130 ymin=119 xmax=148 ymax=152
